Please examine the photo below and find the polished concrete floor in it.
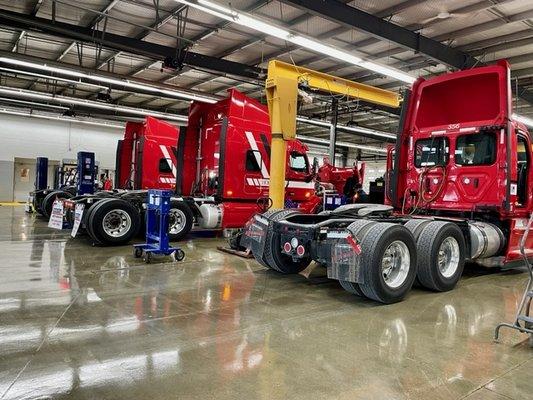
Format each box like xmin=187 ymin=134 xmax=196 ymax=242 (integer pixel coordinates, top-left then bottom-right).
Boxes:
xmin=0 ymin=205 xmax=532 ymax=400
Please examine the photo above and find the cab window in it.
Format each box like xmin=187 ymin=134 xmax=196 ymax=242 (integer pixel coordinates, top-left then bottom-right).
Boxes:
xmin=289 ymin=152 xmax=308 ymax=173
xmin=159 ymin=158 xmax=171 ymax=173
xmin=455 ymin=132 xmax=496 ymax=165
xmin=414 ymin=138 xmax=448 ymax=167
xmin=245 ymin=150 xmax=261 ymax=172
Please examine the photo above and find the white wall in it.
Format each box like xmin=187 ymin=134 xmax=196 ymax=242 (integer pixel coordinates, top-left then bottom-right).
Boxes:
xmin=0 ymin=114 xmax=123 ymax=201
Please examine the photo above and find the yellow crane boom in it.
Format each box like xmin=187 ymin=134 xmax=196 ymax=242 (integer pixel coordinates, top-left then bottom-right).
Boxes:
xmin=265 ymin=60 xmax=400 ymax=209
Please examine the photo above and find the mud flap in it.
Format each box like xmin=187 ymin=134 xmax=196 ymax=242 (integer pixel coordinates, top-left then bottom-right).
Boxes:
xmin=324 ymin=230 xmax=364 ymax=284
xmin=240 ymin=214 xmax=270 ymax=261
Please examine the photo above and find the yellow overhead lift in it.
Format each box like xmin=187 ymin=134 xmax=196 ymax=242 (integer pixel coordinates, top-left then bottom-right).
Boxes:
xmin=265 ymin=60 xmax=401 ymax=209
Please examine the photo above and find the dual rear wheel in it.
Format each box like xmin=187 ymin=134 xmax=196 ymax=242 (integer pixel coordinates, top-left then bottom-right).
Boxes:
xmin=339 ymin=220 xmax=466 ymax=303
xmin=254 ymin=211 xmax=466 ymax=303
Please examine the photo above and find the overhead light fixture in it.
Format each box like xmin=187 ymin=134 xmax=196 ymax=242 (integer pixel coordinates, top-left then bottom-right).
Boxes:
xmin=0 ymin=86 xmax=188 ymax=123
xmin=0 ymin=107 xmax=125 ymax=129
xmin=0 ymin=66 xmax=108 ymax=90
xmin=297 ymin=135 xmax=387 ymax=155
xmin=0 ymin=56 xmax=218 ymax=104
xmin=296 ymin=116 xmax=396 ymax=141
xmin=174 ymin=0 xmax=416 ymax=84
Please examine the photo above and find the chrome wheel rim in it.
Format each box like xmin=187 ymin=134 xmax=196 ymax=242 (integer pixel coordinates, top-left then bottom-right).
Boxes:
xmin=168 ymin=209 xmax=186 ymax=234
xmin=102 ymin=209 xmax=131 ymax=238
xmin=381 ymin=240 xmax=410 ymax=289
xmin=438 ymin=237 xmax=460 ymax=278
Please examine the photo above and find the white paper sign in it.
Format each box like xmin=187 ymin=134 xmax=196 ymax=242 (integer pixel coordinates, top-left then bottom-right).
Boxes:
xmin=71 ymin=203 xmax=85 ymax=238
xmin=48 ymin=200 xmax=64 ymax=230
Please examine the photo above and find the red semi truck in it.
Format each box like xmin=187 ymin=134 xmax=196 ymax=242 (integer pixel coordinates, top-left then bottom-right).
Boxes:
xmin=69 ymin=89 xmax=324 ymax=245
xmin=243 ymin=60 xmax=533 ymax=304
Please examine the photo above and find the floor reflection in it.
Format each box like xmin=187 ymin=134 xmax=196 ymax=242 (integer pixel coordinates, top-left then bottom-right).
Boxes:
xmin=0 ymin=207 xmax=532 ymax=400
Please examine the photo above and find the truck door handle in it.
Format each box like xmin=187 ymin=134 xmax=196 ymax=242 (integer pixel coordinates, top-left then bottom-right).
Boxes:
xmin=474 ymin=178 xmax=479 ymax=188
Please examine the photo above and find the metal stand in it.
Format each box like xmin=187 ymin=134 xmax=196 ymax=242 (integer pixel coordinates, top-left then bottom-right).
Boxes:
xmin=494 ymin=212 xmax=533 ymax=345
xmin=133 ymin=190 xmax=185 ymax=263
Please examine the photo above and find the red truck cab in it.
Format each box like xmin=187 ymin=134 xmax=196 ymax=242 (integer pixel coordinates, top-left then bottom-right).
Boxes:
xmin=177 ymin=89 xmax=320 ymax=229
xmin=115 ymin=116 xmax=178 ymax=190
xmin=389 ymin=60 xmax=533 ymax=266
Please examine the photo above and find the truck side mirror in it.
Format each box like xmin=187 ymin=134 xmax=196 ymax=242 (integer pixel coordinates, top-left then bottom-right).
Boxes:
xmin=312 ymin=157 xmax=319 ymax=174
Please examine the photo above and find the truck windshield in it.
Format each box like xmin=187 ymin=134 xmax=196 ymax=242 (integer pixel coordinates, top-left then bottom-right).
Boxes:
xmin=455 ymin=132 xmax=496 ymax=165
xmin=415 ymin=138 xmax=448 ymax=167
xmin=290 ymin=152 xmax=309 ymax=173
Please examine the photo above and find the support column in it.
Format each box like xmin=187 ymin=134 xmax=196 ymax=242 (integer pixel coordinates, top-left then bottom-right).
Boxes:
xmin=329 ymin=98 xmax=339 ymax=166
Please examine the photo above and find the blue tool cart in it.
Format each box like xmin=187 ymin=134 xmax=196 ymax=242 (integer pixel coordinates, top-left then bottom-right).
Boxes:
xmin=133 ymin=189 xmax=185 ymax=263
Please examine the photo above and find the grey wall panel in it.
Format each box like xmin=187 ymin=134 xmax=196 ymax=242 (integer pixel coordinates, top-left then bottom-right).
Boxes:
xmin=0 ymin=160 xmax=14 ymax=201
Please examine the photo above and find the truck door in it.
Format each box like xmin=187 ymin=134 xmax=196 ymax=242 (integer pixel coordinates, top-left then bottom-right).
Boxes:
xmin=516 ymin=133 xmax=530 ymax=207
xmin=453 ymin=130 xmax=501 ymax=206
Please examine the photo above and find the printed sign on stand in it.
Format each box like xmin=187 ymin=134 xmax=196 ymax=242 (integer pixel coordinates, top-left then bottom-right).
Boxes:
xmin=48 ymin=200 xmax=64 ymax=230
xmin=71 ymin=204 xmax=85 ymax=238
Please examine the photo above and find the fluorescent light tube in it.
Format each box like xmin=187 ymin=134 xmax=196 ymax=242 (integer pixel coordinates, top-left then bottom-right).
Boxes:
xmin=175 ymin=0 xmax=416 ymax=84
xmin=0 ymin=86 xmax=188 ymax=122
xmin=0 ymin=57 xmax=218 ymax=103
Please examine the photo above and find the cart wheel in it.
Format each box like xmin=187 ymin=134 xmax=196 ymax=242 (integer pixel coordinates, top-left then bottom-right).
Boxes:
xmin=143 ymin=252 xmax=152 ymax=264
xmin=134 ymin=247 xmax=143 ymax=258
xmin=173 ymin=249 xmax=185 ymax=262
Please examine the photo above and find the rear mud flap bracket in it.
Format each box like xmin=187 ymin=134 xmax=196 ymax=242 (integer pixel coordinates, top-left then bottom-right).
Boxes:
xmin=325 ymin=232 xmax=364 ymax=284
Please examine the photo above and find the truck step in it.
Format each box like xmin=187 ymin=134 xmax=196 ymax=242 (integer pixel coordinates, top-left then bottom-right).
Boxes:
xmin=518 ymin=315 xmax=533 ymax=324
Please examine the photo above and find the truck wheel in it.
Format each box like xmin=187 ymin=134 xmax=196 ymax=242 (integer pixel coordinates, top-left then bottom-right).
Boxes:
xmin=250 ymin=209 xmax=295 ymax=269
xmin=263 ymin=210 xmax=310 ymax=273
xmin=358 ymin=223 xmax=417 ymax=304
xmin=404 ymin=219 xmax=432 ymax=240
xmin=416 ymin=222 xmax=465 ymax=292
xmin=88 ymin=199 xmax=141 ymax=246
xmin=339 ymin=219 xmax=375 ymax=297
xmin=42 ymin=190 xmax=72 ymax=219
xmin=83 ymin=201 xmax=103 ymax=244
xmin=168 ymin=201 xmax=193 ymax=241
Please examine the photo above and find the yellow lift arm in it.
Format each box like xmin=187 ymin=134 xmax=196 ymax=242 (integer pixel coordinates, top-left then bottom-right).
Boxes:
xmin=265 ymin=60 xmax=401 ymax=209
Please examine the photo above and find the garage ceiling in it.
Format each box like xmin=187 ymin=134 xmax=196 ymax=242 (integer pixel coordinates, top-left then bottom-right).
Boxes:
xmin=0 ymin=0 xmax=532 ymax=152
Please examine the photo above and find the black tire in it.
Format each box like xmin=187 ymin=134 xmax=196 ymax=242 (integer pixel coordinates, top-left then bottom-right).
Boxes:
xmin=143 ymin=252 xmax=152 ymax=264
xmin=84 ymin=201 xmax=104 ymax=244
xmin=168 ymin=201 xmax=194 ymax=241
xmin=404 ymin=219 xmax=432 ymax=240
xmin=358 ymin=223 xmax=417 ymax=304
xmin=404 ymin=219 xmax=433 ymax=288
xmin=173 ymin=249 xmax=185 ymax=262
xmin=250 ymin=209 xmax=293 ymax=269
xmin=263 ymin=210 xmax=310 ymax=273
xmin=339 ymin=219 xmax=376 ymax=297
xmin=134 ymin=247 xmax=143 ymax=258
xmin=416 ymin=221 xmax=466 ymax=292
xmin=87 ymin=199 xmax=141 ymax=246
xmin=42 ymin=190 xmax=73 ymax=219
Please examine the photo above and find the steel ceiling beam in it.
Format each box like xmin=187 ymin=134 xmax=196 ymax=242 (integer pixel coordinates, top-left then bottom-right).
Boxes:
xmin=56 ymin=0 xmax=121 ymax=62
xmin=281 ymin=0 xmax=479 ymax=69
xmin=280 ymin=0 xmax=533 ymax=106
xmin=10 ymin=0 xmax=44 ymax=52
xmin=0 ymin=9 xmax=264 ymax=80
